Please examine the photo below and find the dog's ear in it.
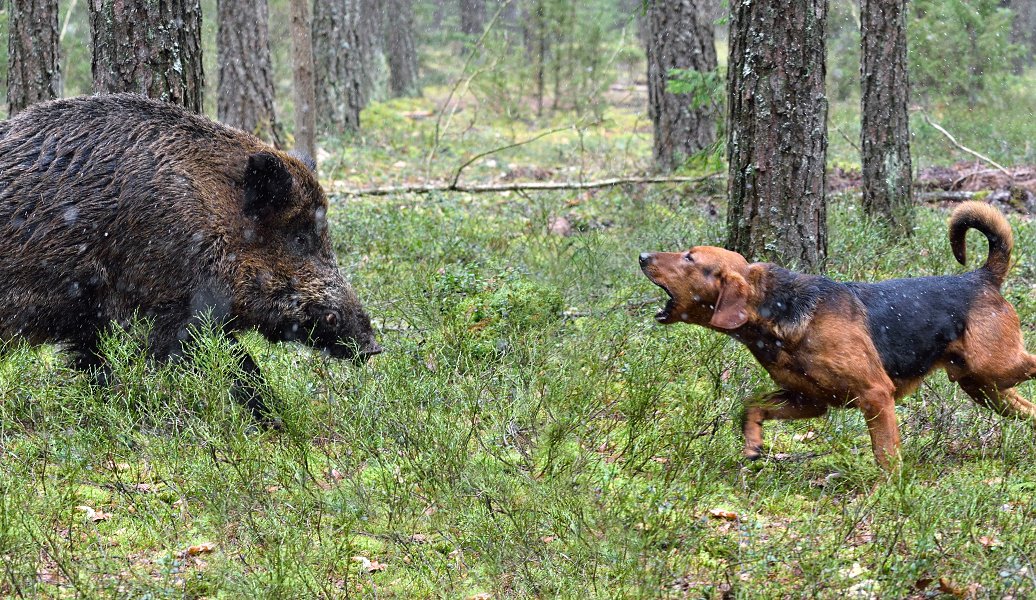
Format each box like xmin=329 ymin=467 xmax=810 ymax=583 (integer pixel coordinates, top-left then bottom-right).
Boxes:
xmin=710 ymin=271 xmax=750 ymax=329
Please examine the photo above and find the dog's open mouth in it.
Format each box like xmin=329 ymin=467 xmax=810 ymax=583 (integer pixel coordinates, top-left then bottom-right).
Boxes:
xmin=653 ymin=284 xmax=676 ymax=323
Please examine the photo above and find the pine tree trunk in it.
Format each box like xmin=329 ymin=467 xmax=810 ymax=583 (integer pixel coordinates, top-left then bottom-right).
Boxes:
xmin=459 ymin=0 xmax=485 ymax=38
xmin=290 ymin=0 xmax=317 ymax=159
xmin=313 ymin=0 xmax=375 ymax=132
xmin=6 ymin=0 xmax=61 ymax=116
xmin=645 ymin=0 xmax=717 ymax=172
xmin=385 ymin=0 xmax=419 ymax=97
xmin=726 ymin=0 xmax=828 ymax=271
xmin=860 ymin=0 xmax=913 ymax=231
xmin=524 ymin=0 xmax=547 ymax=117
xmin=217 ymin=0 xmax=281 ymax=145
xmin=1008 ymin=0 xmax=1036 ymax=72
xmin=89 ymin=0 xmax=204 ymax=112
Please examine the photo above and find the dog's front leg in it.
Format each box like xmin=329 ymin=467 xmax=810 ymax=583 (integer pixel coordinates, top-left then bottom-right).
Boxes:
xmin=741 ymin=391 xmax=828 ymax=460
xmin=856 ymin=386 xmax=901 ymax=470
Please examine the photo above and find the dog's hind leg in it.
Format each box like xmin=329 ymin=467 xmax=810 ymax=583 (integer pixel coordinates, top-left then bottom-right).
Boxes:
xmin=741 ymin=391 xmax=828 ymax=460
xmin=957 ymin=378 xmax=1036 ymax=421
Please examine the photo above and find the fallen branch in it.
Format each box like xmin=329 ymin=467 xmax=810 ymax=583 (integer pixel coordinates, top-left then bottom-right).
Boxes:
xmin=334 ymin=173 xmax=723 ymax=197
xmin=921 ymin=113 xmax=1011 ymax=177
xmin=917 ymin=190 xmax=981 ymax=203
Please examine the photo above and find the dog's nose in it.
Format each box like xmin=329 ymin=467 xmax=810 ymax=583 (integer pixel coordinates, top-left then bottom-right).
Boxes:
xmin=639 ymin=253 xmax=653 ymax=267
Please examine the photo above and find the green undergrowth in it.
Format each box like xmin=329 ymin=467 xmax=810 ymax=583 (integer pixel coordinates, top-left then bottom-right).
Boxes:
xmin=2 ymin=184 xmax=1035 ymax=598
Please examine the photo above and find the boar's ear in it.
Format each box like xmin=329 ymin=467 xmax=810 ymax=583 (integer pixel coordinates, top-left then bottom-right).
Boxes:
xmin=288 ymin=150 xmax=317 ymax=173
xmin=243 ymin=152 xmax=293 ymax=217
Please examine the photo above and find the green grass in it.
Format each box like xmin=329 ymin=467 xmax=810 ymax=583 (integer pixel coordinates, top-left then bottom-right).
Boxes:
xmin=3 ymin=186 xmax=1036 ymax=597
xmin=3 ymin=89 xmax=1036 ymax=597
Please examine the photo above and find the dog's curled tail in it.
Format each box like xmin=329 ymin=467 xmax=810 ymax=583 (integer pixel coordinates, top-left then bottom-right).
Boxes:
xmin=949 ymin=201 xmax=1013 ymax=286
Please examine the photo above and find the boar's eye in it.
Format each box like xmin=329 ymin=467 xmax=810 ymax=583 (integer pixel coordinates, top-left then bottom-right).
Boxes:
xmin=292 ymin=233 xmax=312 ymax=253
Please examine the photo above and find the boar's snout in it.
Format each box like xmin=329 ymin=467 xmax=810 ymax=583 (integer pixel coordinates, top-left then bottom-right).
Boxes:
xmin=302 ymin=302 xmax=381 ymax=363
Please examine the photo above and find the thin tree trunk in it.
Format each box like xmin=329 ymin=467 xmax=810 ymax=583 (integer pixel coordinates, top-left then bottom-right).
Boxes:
xmin=217 ymin=0 xmax=281 ymax=145
xmin=385 ymin=0 xmax=419 ymax=97
xmin=460 ymin=0 xmax=485 ymax=36
xmin=860 ymin=0 xmax=913 ymax=231
xmin=313 ymin=0 xmax=375 ymax=132
xmin=646 ymin=0 xmax=718 ymax=172
xmin=6 ymin=0 xmax=61 ymax=116
xmin=290 ymin=0 xmax=317 ymax=159
xmin=1007 ymin=0 xmax=1036 ymax=72
xmin=726 ymin=0 xmax=828 ymax=271
xmin=524 ymin=0 xmax=547 ymax=117
xmin=89 ymin=0 xmax=203 ymax=112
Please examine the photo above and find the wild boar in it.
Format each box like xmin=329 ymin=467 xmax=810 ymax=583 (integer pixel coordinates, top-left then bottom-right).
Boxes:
xmin=0 ymin=93 xmax=381 ymax=417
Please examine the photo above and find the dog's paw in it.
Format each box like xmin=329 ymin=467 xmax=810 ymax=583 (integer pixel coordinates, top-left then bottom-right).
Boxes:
xmin=742 ymin=445 xmax=763 ymax=461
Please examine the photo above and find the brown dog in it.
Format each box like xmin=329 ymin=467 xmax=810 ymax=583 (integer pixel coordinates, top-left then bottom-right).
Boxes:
xmin=640 ymin=202 xmax=1036 ymax=469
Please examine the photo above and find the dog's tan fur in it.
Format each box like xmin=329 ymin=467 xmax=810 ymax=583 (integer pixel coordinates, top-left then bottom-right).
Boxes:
xmin=640 ymin=202 xmax=1036 ymax=469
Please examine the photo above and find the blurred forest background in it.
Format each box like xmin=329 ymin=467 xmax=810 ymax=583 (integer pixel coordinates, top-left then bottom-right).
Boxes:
xmin=1 ymin=0 xmax=1033 ymax=172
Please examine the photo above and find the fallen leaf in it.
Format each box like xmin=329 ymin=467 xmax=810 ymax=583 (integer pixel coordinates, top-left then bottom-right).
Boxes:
xmin=410 ymin=533 xmax=428 ymax=543
xmin=328 ymin=468 xmax=345 ymax=481
xmin=186 ymin=542 xmax=216 ymax=556
xmin=548 ymin=216 xmax=572 ymax=237
xmin=352 ymin=555 xmax=387 ymax=573
xmin=978 ymin=535 xmax=1001 ymax=549
xmin=468 ymin=594 xmax=493 ymax=600
xmin=937 ymin=577 xmax=981 ymax=598
xmin=792 ymin=431 xmax=817 ymax=442
xmin=541 ymin=535 xmax=557 ymax=543
xmin=707 ymin=509 xmax=739 ymax=521
xmin=76 ymin=505 xmax=111 ymax=522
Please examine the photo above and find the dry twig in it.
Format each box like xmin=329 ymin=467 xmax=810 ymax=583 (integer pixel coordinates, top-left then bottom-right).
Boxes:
xmin=921 ymin=113 xmax=1011 ymax=177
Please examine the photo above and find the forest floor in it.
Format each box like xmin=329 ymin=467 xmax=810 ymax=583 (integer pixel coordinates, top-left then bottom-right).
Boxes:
xmin=2 ymin=81 xmax=1036 ymax=598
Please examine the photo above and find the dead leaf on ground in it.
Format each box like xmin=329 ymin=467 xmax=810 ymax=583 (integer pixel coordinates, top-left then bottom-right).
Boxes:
xmin=76 ymin=505 xmax=111 ymax=522
xmin=468 ymin=593 xmax=493 ymax=600
xmin=183 ymin=542 xmax=216 ymax=557
xmin=707 ymin=509 xmax=739 ymax=521
xmin=978 ymin=535 xmax=1001 ymax=549
xmin=548 ymin=215 xmax=572 ymax=236
xmin=792 ymin=431 xmax=817 ymax=442
xmin=410 ymin=533 xmax=428 ymax=543
xmin=352 ymin=555 xmax=387 ymax=573
xmin=938 ymin=576 xmax=981 ymax=598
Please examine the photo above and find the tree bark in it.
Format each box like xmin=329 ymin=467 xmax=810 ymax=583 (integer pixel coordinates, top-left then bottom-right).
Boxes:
xmin=89 ymin=0 xmax=204 ymax=112
xmin=6 ymin=0 xmax=61 ymax=116
xmin=313 ymin=0 xmax=375 ymax=132
xmin=459 ymin=0 xmax=486 ymax=38
xmin=1007 ymin=0 xmax=1036 ymax=72
xmin=290 ymin=0 xmax=317 ymax=159
xmin=645 ymin=0 xmax=718 ymax=172
xmin=860 ymin=0 xmax=913 ymax=231
xmin=523 ymin=0 xmax=547 ymax=117
xmin=726 ymin=0 xmax=828 ymax=271
xmin=385 ymin=0 xmax=419 ymax=97
xmin=217 ymin=0 xmax=281 ymax=145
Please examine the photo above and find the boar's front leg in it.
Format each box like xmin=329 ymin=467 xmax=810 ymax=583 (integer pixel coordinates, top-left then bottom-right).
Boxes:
xmin=157 ymin=314 xmax=279 ymax=426
xmin=228 ymin=337 xmax=279 ymax=425
xmin=67 ymin=332 xmax=116 ymax=386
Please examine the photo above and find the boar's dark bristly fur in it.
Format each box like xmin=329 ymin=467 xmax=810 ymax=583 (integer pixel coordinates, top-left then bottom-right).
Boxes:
xmin=0 ymin=94 xmax=380 ymax=417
